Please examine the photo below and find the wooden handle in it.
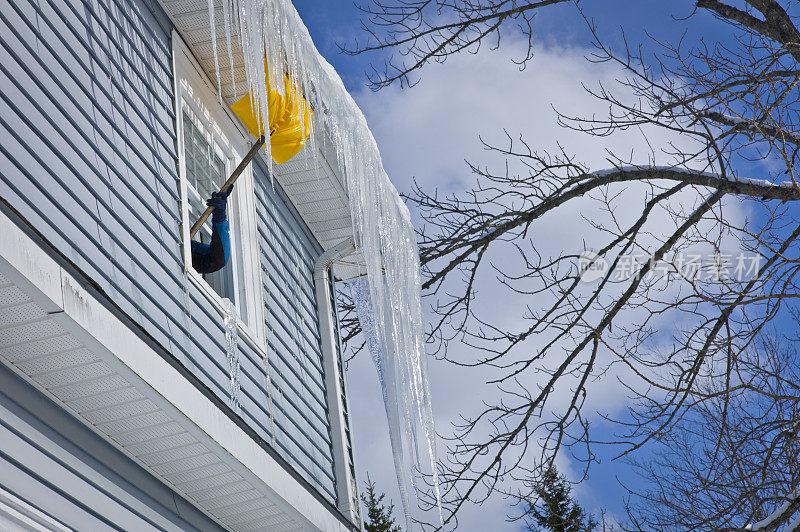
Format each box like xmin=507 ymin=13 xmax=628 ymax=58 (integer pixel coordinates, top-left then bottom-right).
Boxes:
xmin=189 ymin=136 xmax=266 ymax=240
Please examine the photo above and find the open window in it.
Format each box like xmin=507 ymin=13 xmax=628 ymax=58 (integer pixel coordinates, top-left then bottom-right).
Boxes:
xmin=173 ymin=34 xmax=264 ymax=339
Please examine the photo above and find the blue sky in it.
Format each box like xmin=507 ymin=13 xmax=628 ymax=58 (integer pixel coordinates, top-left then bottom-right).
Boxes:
xmin=293 ymin=0 xmax=730 ymax=92
xmin=290 ymin=1 xmax=772 ymax=529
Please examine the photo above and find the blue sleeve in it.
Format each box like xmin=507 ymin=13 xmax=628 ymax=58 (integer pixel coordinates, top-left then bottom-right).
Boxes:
xmin=190 ymin=221 xmax=230 ymax=274
xmin=215 ymin=220 xmax=230 ymax=264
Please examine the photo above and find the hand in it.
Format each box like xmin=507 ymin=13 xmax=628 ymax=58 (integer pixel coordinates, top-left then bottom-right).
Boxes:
xmin=208 ymin=184 xmax=233 ymax=223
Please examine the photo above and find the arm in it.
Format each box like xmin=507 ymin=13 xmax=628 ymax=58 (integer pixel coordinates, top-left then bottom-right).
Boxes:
xmin=190 ymin=188 xmax=232 ymax=275
xmin=191 ymin=220 xmax=230 ymax=274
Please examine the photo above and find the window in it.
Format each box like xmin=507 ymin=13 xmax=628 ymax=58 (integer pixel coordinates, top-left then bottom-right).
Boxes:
xmin=182 ymin=109 xmax=238 ymax=305
xmin=173 ymin=34 xmax=264 ymax=338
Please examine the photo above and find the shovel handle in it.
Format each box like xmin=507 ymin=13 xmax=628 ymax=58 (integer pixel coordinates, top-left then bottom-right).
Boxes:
xmin=189 ymin=136 xmax=266 ymax=240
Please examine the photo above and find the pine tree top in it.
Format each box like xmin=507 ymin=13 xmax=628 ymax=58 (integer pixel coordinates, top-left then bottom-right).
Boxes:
xmin=527 ymin=466 xmax=597 ymax=532
xmin=362 ymin=476 xmax=401 ymax=532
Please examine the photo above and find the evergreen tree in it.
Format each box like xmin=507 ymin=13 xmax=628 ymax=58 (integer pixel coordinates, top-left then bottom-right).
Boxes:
xmin=361 ymin=476 xmax=401 ymax=532
xmin=526 ymin=466 xmax=597 ymax=532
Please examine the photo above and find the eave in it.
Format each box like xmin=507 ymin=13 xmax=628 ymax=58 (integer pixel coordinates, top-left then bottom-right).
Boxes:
xmin=0 ymin=201 xmax=356 ymax=531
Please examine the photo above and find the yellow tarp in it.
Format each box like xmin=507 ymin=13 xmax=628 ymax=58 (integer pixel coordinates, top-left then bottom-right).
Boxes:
xmin=230 ymin=64 xmax=313 ymax=165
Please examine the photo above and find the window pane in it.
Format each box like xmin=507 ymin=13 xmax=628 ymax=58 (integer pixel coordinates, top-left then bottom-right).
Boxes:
xmin=182 ymin=111 xmax=238 ymax=306
xmin=183 ymin=112 xmax=225 ymax=199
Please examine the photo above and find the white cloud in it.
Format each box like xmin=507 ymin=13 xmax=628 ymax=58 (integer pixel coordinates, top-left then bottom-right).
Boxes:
xmin=357 ymin=42 xmax=691 ymax=196
xmin=346 ymin=38 xmax=749 ymax=530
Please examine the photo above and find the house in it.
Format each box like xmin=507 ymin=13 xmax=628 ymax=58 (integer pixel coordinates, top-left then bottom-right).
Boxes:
xmin=0 ymin=0 xmax=405 ymax=530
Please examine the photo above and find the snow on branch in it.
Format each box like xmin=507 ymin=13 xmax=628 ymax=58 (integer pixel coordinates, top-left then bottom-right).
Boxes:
xmin=701 ymin=111 xmax=800 ymax=146
xmin=591 ymin=166 xmax=800 ymax=201
xmin=742 ymin=488 xmax=800 ymax=531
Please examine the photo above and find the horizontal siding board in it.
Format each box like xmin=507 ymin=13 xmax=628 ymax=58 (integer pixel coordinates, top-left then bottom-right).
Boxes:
xmin=0 ymin=0 xmax=250 ymax=386
xmin=233 ymin=332 xmax=329 ymax=453
xmin=263 ymin=389 xmax=334 ymax=476
xmin=107 ymin=0 xmax=173 ymax=59
xmin=259 ymin=242 xmax=321 ymax=339
xmin=263 ymin=333 xmax=322 ymax=408
xmin=0 ymin=98 xmax=179 ymax=351
xmin=0 ymin=366 xmax=223 ymax=532
xmin=88 ymin=0 xmax=174 ymax=91
xmin=0 ymin=421 xmax=159 ymax=531
xmin=0 ymin=125 xmax=113 ymax=287
xmin=254 ymin=192 xmax=324 ymax=335
xmin=181 ymin=280 xmax=335 ymax=496
xmin=67 ymin=0 xmax=176 ymax=126
xmin=262 ymin=299 xmax=319 ymax=371
xmin=265 ymin=389 xmax=335 ymax=480
xmin=258 ymin=255 xmax=326 ymax=384
xmin=42 ymin=0 xmax=179 ymax=188
xmin=265 ymin=391 xmax=335 ymax=487
xmin=225 ymin=343 xmax=336 ymax=493
xmin=252 ymin=161 xmax=336 ymax=496
xmin=253 ymin=166 xmax=326 ymax=262
xmin=264 ymin=347 xmax=329 ymax=436
xmin=0 ymin=451 xmax=120 ymax=532
xmin=0 ymin=0 xmax=187 ymax=374
xmin=258 ymin=225 xmax=321 ymax=327
xmin=176 ymin=290 xmax=297 ymax=454
xmin=256 ymin=209 xmax=319 ymax=292
xmin=0 ymin=61 xmax=183 ymax=266
xmin=263 ymin=288 xmax=323 ymax=379
xmin=261 ymin=214 xmax=320 ymax=299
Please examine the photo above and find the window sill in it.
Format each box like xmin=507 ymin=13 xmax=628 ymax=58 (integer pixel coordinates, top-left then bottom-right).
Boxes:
xmin=186 ymin=268 xmax=269 ymax=361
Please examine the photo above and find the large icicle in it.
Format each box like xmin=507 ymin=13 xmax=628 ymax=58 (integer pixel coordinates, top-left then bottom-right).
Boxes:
xmin=208 ymin=1 xmax=441 ymax=527
xmin=349 ymin=277 xmax=413 ymax=530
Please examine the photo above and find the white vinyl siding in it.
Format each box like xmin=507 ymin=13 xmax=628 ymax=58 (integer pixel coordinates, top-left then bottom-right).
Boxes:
xmin=0 ymin=0 xmax=338 ymax=505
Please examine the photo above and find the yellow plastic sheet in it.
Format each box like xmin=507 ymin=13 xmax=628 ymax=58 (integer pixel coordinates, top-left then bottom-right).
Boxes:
xmin=230 ymin=63 xmax=313 ymax=164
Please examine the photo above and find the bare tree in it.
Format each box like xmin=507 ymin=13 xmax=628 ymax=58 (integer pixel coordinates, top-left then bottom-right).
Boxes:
xmin=346 ymin=0 xmax=800 ymax=530
xmin=343 ymin=0 xmax=573 ymax=89
xmin=625 ymin=336 xmax=800 ymax=531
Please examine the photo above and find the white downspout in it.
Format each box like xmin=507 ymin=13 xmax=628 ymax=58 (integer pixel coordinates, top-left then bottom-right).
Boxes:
xmin=313 ymin=237 xmax=359 ymax=524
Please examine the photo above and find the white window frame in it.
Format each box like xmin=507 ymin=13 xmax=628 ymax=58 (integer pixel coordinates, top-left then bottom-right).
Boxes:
xmin=172 ymin=32 xmax=265 ymax=343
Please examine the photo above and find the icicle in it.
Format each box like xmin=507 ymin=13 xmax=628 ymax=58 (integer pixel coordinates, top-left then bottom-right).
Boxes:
xmin=180 ymin=273 xmax=196 ymax=368
xmin=261 ymin=344 xmax=278 ymax=446
xmin=265 ymin=360 xmax=277 ymax=444
xmin=207 ymin=0 xmax=223 ymax=105
xmin=222 ymin=0 xmax=237 ymax=97
xmin=258 ymin=232 xmax=278 ymax=446
xmin=182 ymin=272 xmax=193 ymax=322
xmin=207 ymin=1 xmax=443 ymax=527
xmin=350 ymin=277 xmax=413 ymax=531
xmin=223 ymin=298 xmax=241 ymax=410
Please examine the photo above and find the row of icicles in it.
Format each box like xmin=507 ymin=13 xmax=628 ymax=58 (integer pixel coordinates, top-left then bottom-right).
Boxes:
xmin=206 ymin=1 xmax=442 ymax=529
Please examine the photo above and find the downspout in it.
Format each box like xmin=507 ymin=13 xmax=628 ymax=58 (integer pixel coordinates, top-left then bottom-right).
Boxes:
xmin=313 ymin=237 xmax=358 ymax=523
